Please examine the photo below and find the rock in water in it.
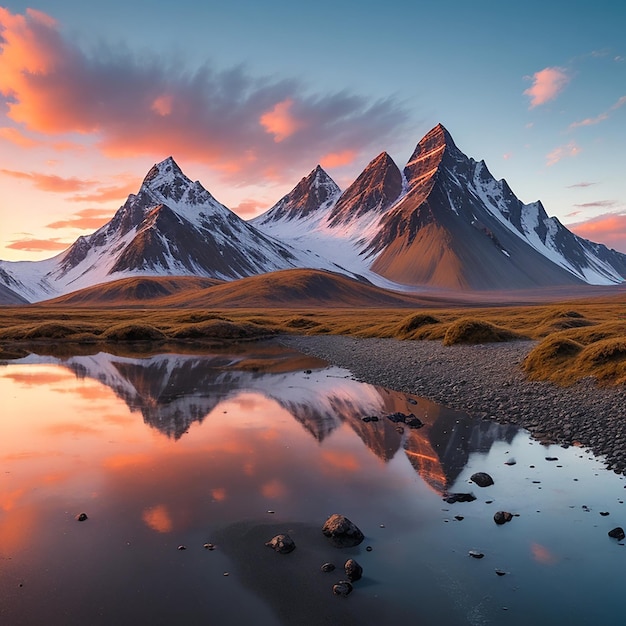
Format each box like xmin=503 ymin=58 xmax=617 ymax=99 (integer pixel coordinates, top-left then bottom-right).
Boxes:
xmin=443 ymin=493 xmax=477 ymax=504
xmin=608 ymin=527 xmax=625 ymax=541
xmin=322 ymin=514 xmax=364 ymax=547
xmin=321 ymin=563 xmax=336 ymax=573
xmin=75 ymin=513 xmax=88 ymax=522
xmin=344 ymin=559 xmax=363 ymax=582
xmin=332 ymin=581 xmax=353 ymax=597
xmin=494 ymin=511 xmax=513 ymax=525
xmin=470 ymin=472 xmax=494 ymax=487
xmin=468 ymin=550 xmax=485 ymax=559
xmin=265 ymin=534 xmax=296 ymax=554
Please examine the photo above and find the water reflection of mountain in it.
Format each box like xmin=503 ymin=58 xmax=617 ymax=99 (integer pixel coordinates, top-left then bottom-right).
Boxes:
xmin=20 ymin=347 xmax=517 ymax=493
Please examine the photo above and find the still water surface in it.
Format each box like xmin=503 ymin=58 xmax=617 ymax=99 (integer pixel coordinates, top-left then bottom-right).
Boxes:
xmin=1 ymin=343 xmax=624 ymax=625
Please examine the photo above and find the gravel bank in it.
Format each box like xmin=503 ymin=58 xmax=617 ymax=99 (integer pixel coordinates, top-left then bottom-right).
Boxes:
xmin=280 ymin=335 xmax=626 ymax=473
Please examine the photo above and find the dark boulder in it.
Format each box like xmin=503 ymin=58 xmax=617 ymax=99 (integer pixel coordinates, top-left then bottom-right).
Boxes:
xmin=75 ymin=513 xmax=88 ymax=522
xmin=321 ymin=563 xmax=336 ymax=573
xmin=344 ymin=559 xmax=363 ymax=582
xmin=322 ymin=514 xmax=364 ymax=547
xmin=608 ymin=527 xmax=625 ymax=541
xmin=265 ymin=534 xmax=296 ymax=554
xmin=405 ymin=415 xmax=424 ymax=429
xmin=468 ymin=550 xmax=484 ymax=559
xmin=494 ymin=511 xmax=513 ymax=525
xmin=470 ymin=472 xmax=494 ymax=487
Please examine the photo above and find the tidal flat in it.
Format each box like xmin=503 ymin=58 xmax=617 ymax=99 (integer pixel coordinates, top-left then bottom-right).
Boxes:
xmin=1 ymin=342 xmax=625 ymax=625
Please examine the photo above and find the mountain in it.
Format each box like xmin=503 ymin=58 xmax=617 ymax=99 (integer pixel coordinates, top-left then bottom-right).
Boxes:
xmin=253 ymin=124 xmax=626 ymax=290
xmin=0 ymin=158 xmax=350 ymax=302
xmin=2 ymin=124 xmax=625 ymax=302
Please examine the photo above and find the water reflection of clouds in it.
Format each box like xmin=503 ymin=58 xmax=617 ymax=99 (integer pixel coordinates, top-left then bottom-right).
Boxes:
xmin=0 ymin=370 xmax=73 ymax=386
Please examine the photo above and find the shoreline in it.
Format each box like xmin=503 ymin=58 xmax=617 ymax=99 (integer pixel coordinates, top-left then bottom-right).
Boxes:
xmin=280 ymin=335 xmax=626 ymax=474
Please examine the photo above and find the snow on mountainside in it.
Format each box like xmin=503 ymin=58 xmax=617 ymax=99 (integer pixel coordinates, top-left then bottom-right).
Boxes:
xmin=254 ymin=124 xmax=626 ymax=290
xmin=1 ymin=124 xmax=625 ymax=302
xmin=0 ymin=158 xmax=354 ymax=302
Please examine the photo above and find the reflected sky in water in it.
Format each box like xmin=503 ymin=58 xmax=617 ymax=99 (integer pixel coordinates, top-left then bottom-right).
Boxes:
xmin=1 ymin=344 xmax=625 ymax=625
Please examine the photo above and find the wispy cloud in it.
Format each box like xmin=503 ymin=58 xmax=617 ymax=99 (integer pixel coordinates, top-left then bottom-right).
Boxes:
xmin=546 ymin=141 xmax=581 ymax=166
xmin=68 ymin=181 xmax=139 ymax=203
xmin=569 ymin=212 xmax=626 ymax=253
xmin=567 ymin=181 xmax=596 ymax=188
xmin=46 ymin=208 xmax=114 ymax=230
xmin=230 ymin=198 xmax=271 ymax=216
xmin=0 ymin=7 xmax=409 ymax=185
xmin=0 ymin=168 xmax=96 ymax=192
xmin=573 ymin=200 xmax=616 ymax=209
xmin=6 ymin=237 xmax=71 ymax=251
xmin=0 ymin=126 xmax=37 ymax=147
xmin=569 ymin=95 xmax=626 ymax=129
xmin=523 ymin=67 xmax=570 ymax=108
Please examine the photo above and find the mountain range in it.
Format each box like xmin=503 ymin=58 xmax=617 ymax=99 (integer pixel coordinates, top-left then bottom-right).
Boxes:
xmin=1 ymin=123 xmax=625 ymax=304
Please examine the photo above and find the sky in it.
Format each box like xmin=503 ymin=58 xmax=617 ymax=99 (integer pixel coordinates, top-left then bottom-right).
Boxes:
xmin=0 ymin=0 xmax=624 ymax=261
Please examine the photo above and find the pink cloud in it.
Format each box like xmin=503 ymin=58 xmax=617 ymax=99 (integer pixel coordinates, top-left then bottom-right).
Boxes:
xmin=546 ymin=141 xmax=581 ymax=166
xmin=524 ymin=67 xmax=570 ymax=108
xmin=0 ymin=126 xmax=37 ymax=147
xmin=230 ymin=198 xmax=270 ymax=216
xmin=259 ymin=98 xmax=304 ymax=142
xmin=573 ymin=200 xmax=616 ymax=209
xmin=68 ymin=181 xmax=140 ymax=203
xmin=569 ymin=95 xmax=626 ymax=129
xmin=320 ymin=149 xmax=357 ymax=168
xmin=46 ymin=208 xmax=114 ymax=230
xmin=569 ymin=213 xmax=626 ymax=252
xmin=6 ymin=237 xmax=71 ymax=251
xmin=0 ymin=8 xmax=407 ymax=186
xmin=0 ymin=168 xmax=96 ymax=192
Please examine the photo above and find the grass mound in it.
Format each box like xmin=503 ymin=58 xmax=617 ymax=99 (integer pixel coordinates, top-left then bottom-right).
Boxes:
xmin=522 ymin=336 xmax=583 ymax=381
xmin=102 ymin=323 xmax=166 ymax=341
xmin=284 ymin=316 xmax=321 ymax=330
xmin=171 ymin=319 xmax=273 ymax=340
xmin=575 ymin=337 xmax=626 ymax=383
xmin=537 ymin=309 xmax=594 ymax=335
xmin=397 ymin=313 xmax=440 ymax=336
xmin=443 ymin=318 xmax=521 ymax=346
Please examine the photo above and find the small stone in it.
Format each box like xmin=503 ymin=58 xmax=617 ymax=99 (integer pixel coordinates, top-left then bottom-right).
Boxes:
xmin=322 ymin=514 xmax=364 ymax=547
xmin=203 ymin=543 xmax=216 ymax=550
xmin=495 ymin=569 xmax=507 ymax=576
xmin=265 ymin=534 xmax=296 ymax=554
xmin=223 ymin=572 xmax=229 ymax=577
xmin=504 ymin=458 xmax=516 ymax=466
xmin=454 ymin=515 xmax=464 ymax=521
xmin=545 ymin=456 xmax=559 ymax=461
xmin=177 ymin=545 xmax=187 ymax=551
xmin=267 ymin=510 xmax=275 ymax=514
xmin=494 ymin=511 xmax=513 ymax=525
xmin=304 ymin=370 xmax=312 ymax=374
xmin=366 ymin=546 xmax=373 ymax=552
xmin=75 ymin=513 xmax=88 ymax=522
xmin=468 ymin=550 xmax=484 ymax=559
xmin=332 ymin=580 xmax=353 ymax=597
xmin=470 ymin=472 xmax=494 ymax=488
xmin=608 ymin=527 xmax=625 ymax=541
xmin=444 ymin=493 xmax=476 ymax=504
xmin=600 ymin=512 xmax=610 ymax=517
xmin=321 ymin=562 xmax=335 ymax=573
xmin=344 ymin=559 xmax=363 ymax=582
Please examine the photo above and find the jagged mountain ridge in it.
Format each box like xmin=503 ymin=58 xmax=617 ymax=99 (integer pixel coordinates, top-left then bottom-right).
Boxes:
xmin=253 ymin=124 xmax=626 ymax=290
xmin=1 ymin=124 xmax=625 ymax=302
xmin=0 ymin=158 xmax=362 ymax=302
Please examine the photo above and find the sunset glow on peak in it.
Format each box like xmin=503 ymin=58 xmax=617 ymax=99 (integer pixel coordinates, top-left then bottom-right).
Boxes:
xmin=0 ymin=1 xmax=624 ymax=262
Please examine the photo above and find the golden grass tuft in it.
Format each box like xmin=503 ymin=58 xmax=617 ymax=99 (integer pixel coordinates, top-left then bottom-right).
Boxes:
xmin=396 ymin=312 xmax=440 ymax=336
xmin=284 ymin=316 xmax=321 ymax=330
xmin=171 ymin=319 xmax=273 ymax=340
xmin=102 ymin=323 xmax=166 ymax=341
xmin=575 ymin=337 xmax=626 ymax=383
xmin=522 ymin=336 xmax=584 ymax=382
xmin=443 ymin=318 xmax=522 ymax=346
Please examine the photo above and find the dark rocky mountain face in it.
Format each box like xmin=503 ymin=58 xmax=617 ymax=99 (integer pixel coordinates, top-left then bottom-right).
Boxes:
xmin=327 ymin=152 xmax=403 ymax=228
xmin=253 ymin=165 xmax=341 ymax=225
